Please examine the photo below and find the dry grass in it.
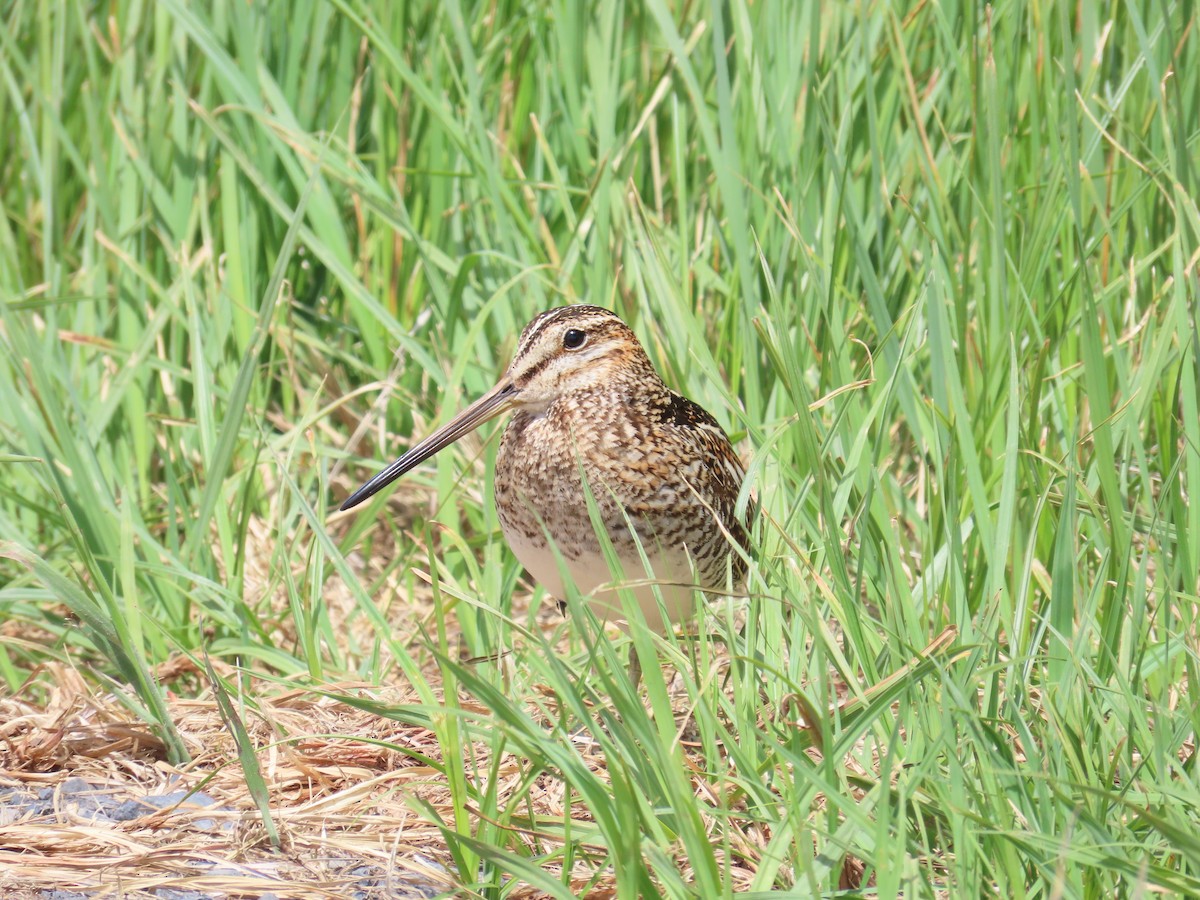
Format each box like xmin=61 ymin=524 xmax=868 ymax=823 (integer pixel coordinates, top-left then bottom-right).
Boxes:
xmin=1 ymin=644 xmax=893 ymax=898
xmin=1 ymin=662 xmax=457 ymax=898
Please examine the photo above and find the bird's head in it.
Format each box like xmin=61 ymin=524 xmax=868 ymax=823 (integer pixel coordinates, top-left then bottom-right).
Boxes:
xmin=339 ymin=305 xmax=660 ymax=510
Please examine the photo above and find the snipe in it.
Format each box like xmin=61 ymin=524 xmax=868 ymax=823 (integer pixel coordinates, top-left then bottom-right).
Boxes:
xmin=341 ymin=305 xmax=750 ymax=675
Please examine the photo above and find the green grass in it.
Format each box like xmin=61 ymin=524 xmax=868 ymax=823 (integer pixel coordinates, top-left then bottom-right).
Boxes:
xmin=2 ymin=0 xmax=1199 ymax=895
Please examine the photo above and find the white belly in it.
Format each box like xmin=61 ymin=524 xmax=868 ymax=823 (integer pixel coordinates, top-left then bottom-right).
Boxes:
xmin=504 ymin=530 xmax=699 ymax=634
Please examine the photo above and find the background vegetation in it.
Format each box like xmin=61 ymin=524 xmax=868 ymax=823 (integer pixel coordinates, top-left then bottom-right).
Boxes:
xmin=2 ymin=0 xmax=1199 ymax=896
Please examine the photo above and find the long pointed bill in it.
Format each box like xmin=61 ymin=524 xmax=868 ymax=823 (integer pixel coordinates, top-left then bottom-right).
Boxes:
xmin=340 ymin=377 xmax=518 ymax=511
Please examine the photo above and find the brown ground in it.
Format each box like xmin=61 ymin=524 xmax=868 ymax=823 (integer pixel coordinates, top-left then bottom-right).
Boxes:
xmin=1 ymin=660 xmax=466 ymax=899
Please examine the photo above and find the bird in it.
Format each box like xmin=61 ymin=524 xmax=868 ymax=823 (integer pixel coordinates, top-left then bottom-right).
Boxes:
xmin=340 ymin=305 xmax=750 ymax=682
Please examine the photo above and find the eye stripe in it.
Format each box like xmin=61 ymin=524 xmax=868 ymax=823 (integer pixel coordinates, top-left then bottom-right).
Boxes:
xmin=517 ymin=351 xmax=556 ymax=383
xmin=512 ymin=305 xmax=625 ymax=373
xmin=519 ymin=307 xmax=610 ymax=347
xmin=514 ymin=311 xmax=558 ymax=361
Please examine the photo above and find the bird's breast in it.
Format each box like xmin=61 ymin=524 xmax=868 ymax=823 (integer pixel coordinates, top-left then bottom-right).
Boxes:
xmin=492 ymin=397 xmax=744 ymax=619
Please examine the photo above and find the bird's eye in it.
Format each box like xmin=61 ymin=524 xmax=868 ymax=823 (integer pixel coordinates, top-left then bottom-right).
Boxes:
xmin=562 ymin=328 xmax=587 ymax=350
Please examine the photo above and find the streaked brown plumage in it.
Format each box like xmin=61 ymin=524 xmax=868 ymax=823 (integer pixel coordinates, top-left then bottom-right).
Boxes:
xmin=342 ymin=305 xmax=750 ymax=664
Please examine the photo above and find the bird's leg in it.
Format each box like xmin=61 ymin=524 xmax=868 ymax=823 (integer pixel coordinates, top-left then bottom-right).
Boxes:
xmin=628 ymin=642 xmax=643 ymax=688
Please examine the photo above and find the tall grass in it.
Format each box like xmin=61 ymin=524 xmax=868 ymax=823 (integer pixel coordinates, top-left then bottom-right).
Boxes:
xmin=1 ymin=0 xmax=1198 ymax=895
